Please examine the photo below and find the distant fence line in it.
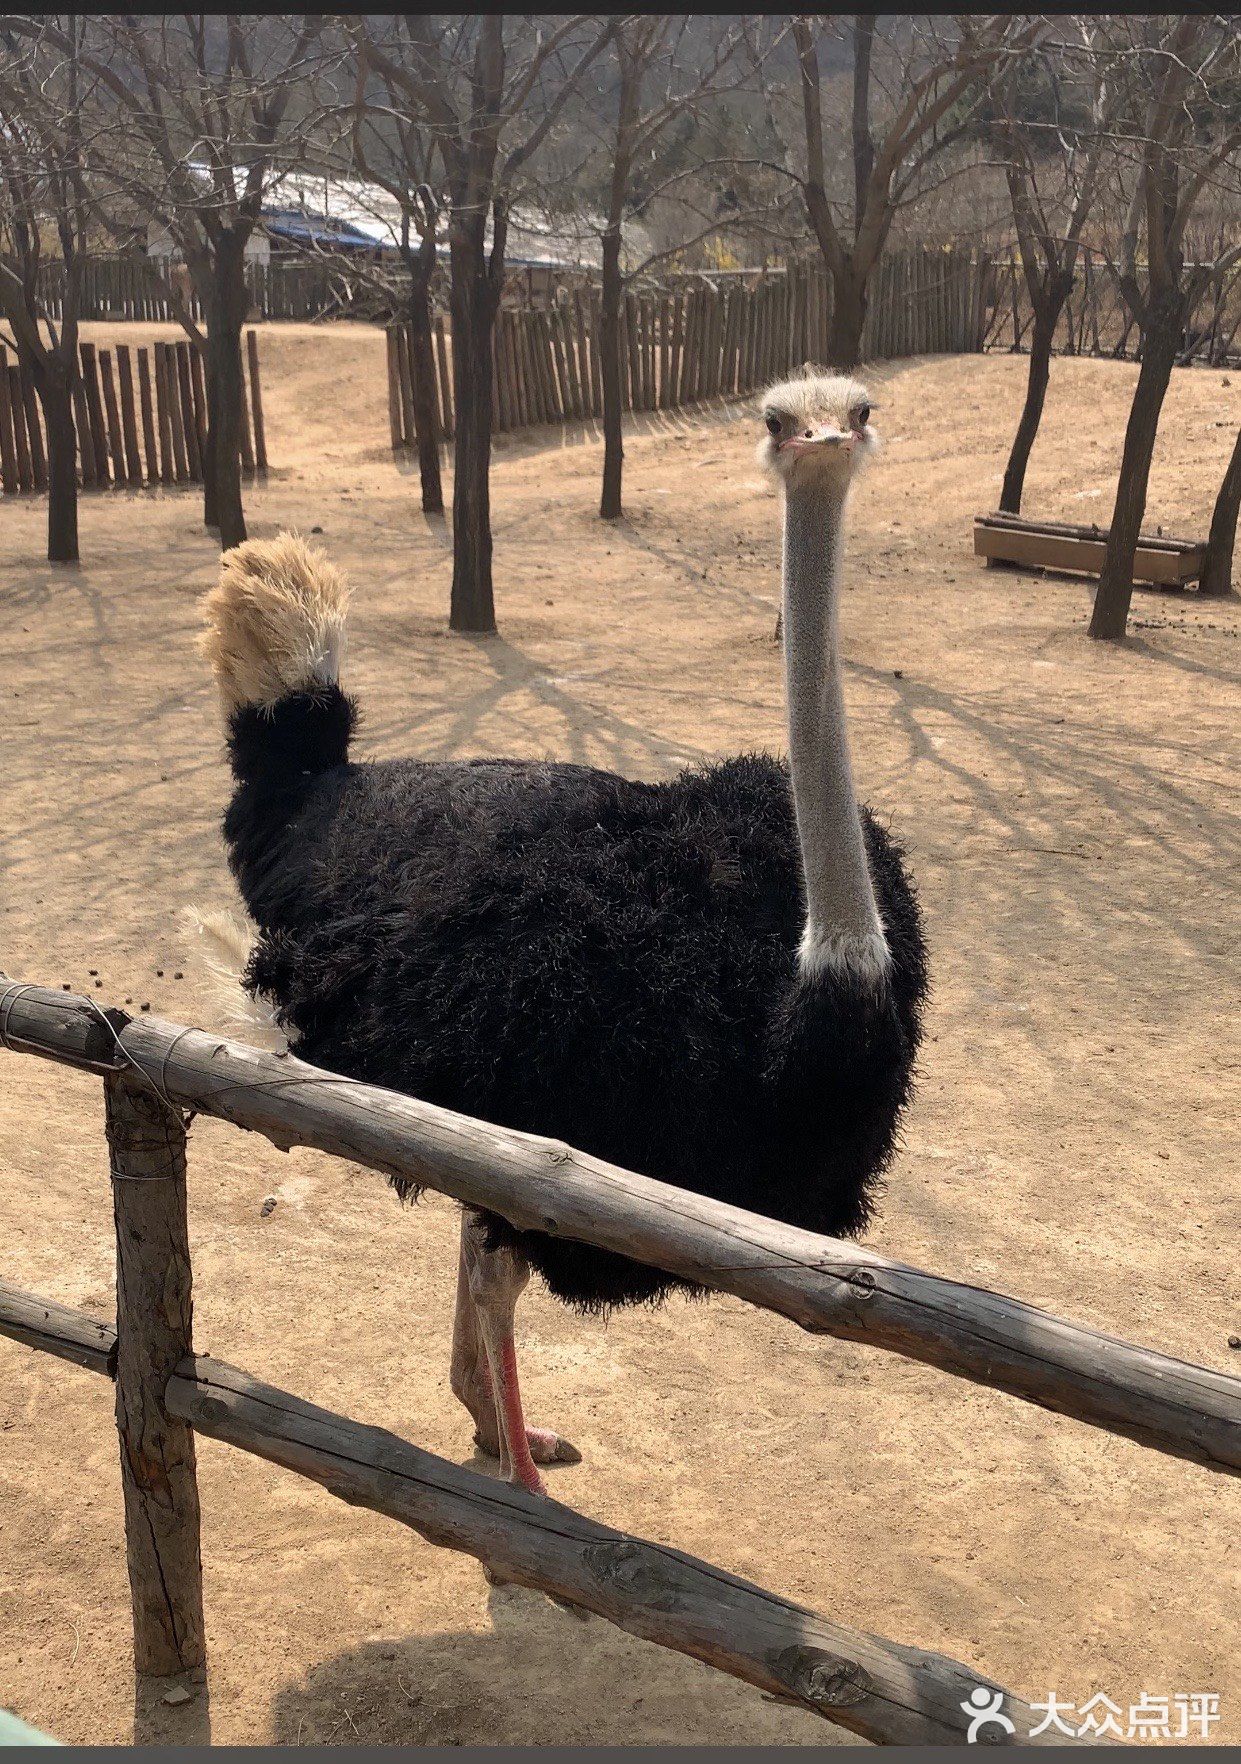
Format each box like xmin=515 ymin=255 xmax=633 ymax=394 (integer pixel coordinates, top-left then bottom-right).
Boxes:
xmin=34 ymin=253 xmax=589 ymax=325
xmin=983 ymin=247 xmax=1241 ymax=367
xmin=387 ymin=247 xmax=989 ymax=446
xmin=0 ymin=330 xmax=267 ymax=496
xmin=34 ymin=246 xmax=1241 ymax=374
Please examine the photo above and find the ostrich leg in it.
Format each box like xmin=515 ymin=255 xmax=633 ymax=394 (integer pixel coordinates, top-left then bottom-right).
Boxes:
xmin=449 ymin=1212 xmax=579 ymax=1493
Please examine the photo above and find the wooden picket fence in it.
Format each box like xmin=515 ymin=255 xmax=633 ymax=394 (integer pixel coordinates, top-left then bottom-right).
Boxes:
xmin=36 ymin=253 xmax=347 ymax=325
xmin=36 ymin=254 xmax=181 ymax=324
xmin=983 ymin=248 xmax=1241 ymax=367
xmin=387 ymin=248 xmax=991 ymax=446
xmin=0 ymin=330 xmax=267 ymax=495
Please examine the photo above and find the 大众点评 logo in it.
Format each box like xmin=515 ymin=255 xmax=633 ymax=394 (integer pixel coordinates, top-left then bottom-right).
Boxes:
xmin=959 ymin=1688 xmax=1221 ymax=1743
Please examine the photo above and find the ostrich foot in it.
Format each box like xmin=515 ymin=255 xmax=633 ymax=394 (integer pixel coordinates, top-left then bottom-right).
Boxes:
xmin=473 ymin=1424 xmax=582 ymax=1468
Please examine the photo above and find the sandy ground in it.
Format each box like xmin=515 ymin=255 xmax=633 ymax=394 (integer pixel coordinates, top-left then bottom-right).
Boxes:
xmin=0 ymin=323 xmax=1238 ymax=1747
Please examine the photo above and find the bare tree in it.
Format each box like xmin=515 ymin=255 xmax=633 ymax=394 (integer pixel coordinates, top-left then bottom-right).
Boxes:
xmin=993 ymin=25 xmax=1115 ymax=514
xmin=789 ymin=15 xmax=1036 ymax=369
xmin=0 ymin=17 xmax=89 ymax=561
xmin=343 ymin=34 xmax=445 ymax=516
xmin=1200 ymin=425 xmax=1241 ymax=598
xmin=1088 ymin=16 xmax=1241 ymax=640
xmin=8 ymin=14 xmax=332 ymax=550
xmin=354 ymin=16 xmax=613 ymax=634
xmin=593 ymin=18 xmax=755 ymax=521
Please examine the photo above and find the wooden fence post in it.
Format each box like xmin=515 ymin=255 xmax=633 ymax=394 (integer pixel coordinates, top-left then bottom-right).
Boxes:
xmin=669 ymin=292 xmax=685 ymax=405
xmin=246 ymin=330 xmax=268 ymax=471
xmin=188 ymin=348 xmax=209 ymax=469
xmin=504 ymin=311 xmax=525 ymax=430
xmin=385 ymin=329 xmax=402 ymax=450
xmin=105 ymin=1070 xmax=206 ymax=1679
xmin=80 ymin=342 xmax=111 ymax=487
xmin=136 ymin=348 xmax=160 ymax=486
xmin=98 ymin=349 xmax=127 ymax=485
xmin=161 ymin=344 xmax=188 ymax=484
xmin=115 ymin=345 xmax=144 ymax=486
xmin=573 ymin=292 xmax=593 ymax=419
xmin=72 ymin=376 xmax=96 ymax=488
xmin=7 ymin=364 xmax=34 ymax=492
xmin=563 ymin=305 xmax=585 ymax=421
xmin=175 ymin=345 xmax=201 ymax=481
xmin=237 ymin=358 xmax=255 ymax=476
xmin=19 ymin=367 xmax=47 ymax=491
xmin=432 ymin=318 xmax=452 ymax=439
xmin=396 ymin=326 xmax=417 ymax=450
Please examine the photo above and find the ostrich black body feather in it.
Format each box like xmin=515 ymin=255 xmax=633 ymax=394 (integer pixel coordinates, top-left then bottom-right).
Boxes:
xmin=223 ymin=686 xmax=928 ymax=1312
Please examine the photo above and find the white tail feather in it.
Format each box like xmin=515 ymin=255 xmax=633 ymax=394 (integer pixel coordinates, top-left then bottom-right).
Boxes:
xmin=181 ymin=907 xmax=288 ymax=1051
xmin=200 ymin=532 xmax=350 ymax=715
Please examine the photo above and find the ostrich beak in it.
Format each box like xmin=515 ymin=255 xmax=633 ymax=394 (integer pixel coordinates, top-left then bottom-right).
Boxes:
xmin=780 ymin=426 xmax=855 ymax=456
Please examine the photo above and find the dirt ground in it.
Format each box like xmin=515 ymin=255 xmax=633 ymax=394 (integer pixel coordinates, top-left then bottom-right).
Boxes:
xmin=1 ymin=323 xmax=1238 ymax=1747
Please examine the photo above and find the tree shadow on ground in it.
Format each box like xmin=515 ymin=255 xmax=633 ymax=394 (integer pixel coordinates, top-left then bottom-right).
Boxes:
xmin=366 ymin=633 xmax=687 ymax=777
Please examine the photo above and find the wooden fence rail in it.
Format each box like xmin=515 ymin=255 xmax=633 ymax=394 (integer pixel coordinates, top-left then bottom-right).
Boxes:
xmin=0 ymin=1276 xmax=1091 ymax=1747
xmin=0 ymin=332 xmax=267 ymax=496
xmin=3 ymin=977 xmax=1230 ymax=1740
xmin=387 ymin=248 xmax=990 ymax=448
xmin=2 ymin=983 xmax=1237 ymax=1478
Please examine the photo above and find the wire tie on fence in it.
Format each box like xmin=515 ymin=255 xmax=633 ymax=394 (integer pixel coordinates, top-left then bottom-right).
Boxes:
xmin=1 ymin=980 xmax=182 ymax=1173
xmin=0 ymin=981 xmax=37 ymax=1052
xmin=94 ymin=1001 xmax=189 ymax=1122
xmin=68 ymin=991 xmax=191 ymax=1129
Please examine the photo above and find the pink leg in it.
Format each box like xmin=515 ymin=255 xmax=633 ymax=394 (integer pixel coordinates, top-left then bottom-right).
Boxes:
xmin=450 ymin=1213 xmax=580 ymax=1489
xmin=476 ymin=1296 xmax=544 ymax=1496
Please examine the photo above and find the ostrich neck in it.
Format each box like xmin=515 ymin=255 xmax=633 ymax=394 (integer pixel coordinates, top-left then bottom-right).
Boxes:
xmin=782 ymin=479 xmax=889 ymax=986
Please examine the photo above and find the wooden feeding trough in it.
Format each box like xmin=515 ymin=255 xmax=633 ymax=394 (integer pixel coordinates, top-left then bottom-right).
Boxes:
xmin=974 ymin=512 xmax=1207 ymax=588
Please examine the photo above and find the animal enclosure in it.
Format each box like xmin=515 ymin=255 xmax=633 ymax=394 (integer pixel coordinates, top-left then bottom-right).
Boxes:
xmin=385 ymin=249 xmax=990 ymax=445
xmin=0 ymin=330 xmax=267 ymax=495
xmin=1 ymin=980 xmax=1236 ymax=1746
xmin=1 ymin=343 xmax=1236 ymax=1745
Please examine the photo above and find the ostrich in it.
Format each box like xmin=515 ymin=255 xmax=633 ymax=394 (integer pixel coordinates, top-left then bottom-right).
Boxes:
xmin=200 ymin=372 xmax=927 ymax=1496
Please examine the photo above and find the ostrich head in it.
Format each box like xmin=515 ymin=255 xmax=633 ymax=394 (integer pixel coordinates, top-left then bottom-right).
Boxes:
xmin=756 ymin=372 xmax=877 ymax=489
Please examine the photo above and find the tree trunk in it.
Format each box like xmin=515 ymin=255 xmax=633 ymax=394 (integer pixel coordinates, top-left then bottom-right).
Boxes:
xmin=38 ymin=365 xmax=80 ymax=564
xmin=1199 ymin=424 xmax=1241 ymax=597
xmin=204 ymin=234 xmax=249 ymax=550
xmin=408 ymin=262 xmax=444 ymax=517
xmin=999 ymin=281 xmax=1070 ymax=515
xmin=599 ymin=229 xmax=625 ymax=520
xmin=827 ymin=270 xmax=867 ymax=371
xmin=448 ymin=220 xmax=499 ymax=634
xmin=1089 ymin=295 xmax=1182 ymax=641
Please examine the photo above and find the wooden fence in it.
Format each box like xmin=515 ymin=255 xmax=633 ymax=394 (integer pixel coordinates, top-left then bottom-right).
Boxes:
xmin=386 ymin=248 xmax=991 ymax=447
xmin=0 ymin=330 xmax=267 ymax=495
xmin=36 ymin=252 xmax=596 ymax=326
xmin=983 ymin=249 xmax=1241 ymax=367
xmin=1 ymin=979 xmax=1237 ymax=1742
xmin=36 ymin=253 xmax=343 ymax=325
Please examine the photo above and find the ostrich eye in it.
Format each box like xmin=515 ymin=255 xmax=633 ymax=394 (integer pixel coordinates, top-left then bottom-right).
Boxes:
xmin=854 ymin=403 xmax=871 ymax=427
xmin=765 ymin=413 xmax=782 ymax=436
